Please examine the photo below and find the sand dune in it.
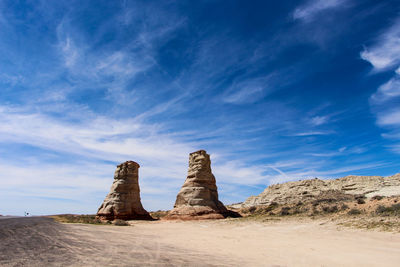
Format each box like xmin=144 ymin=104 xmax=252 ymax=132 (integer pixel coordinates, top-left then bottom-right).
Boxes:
xmin=1 ymin=217 xmax=400 ymax=266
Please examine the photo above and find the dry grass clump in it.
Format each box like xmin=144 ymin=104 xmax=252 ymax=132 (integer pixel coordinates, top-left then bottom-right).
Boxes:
xmin=113 ymin=219 xmax=129 ymax=226
xmin=338 ymin=219 xmax=400 ymax=232
xmin=51 ymin=215 xmax=133 ymax=226
xmin=50 ymin=214 xmax=108 ymax=225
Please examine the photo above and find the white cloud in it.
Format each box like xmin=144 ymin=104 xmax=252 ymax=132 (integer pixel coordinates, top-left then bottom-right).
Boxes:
xmin=0 ymin=105 xmax=289 ymax=212
xmin=223 ymin=76 xmax=273 ymax=104
xmin=0 ymin=106 xmax=193 ymax=164
xmin=310 ymin=115 xmax=329 ymax=126
xmin=293 ymin=0 xmax=348 ymax=21
xmin=360 ymin=19 xmax=400 ymax=71
xmin=362 ymin=18 xmax=400 ymax=149
xmin=390 ymin=144 xmax=400 ymax=154
xmin=60 ymin=36 xmax=79 ymax=68
xmin=376 ymin=109 xmax=400 ymax=126
xmin=213 ymin=161 xmax=271 ymax=186
xmin=223 ymin=85 xmax=264 ymax=104
xmin=267 ymin=162 xmax=385 ymax=185
xmin=370 ymin=75 xmax=400 ymax=103
xmin=289 ymin=131 xmax=334 ymax=136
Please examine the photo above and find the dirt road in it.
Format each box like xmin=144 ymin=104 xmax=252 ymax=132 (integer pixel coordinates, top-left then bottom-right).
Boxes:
xmin=1 ymin=217 xmax=400 ymax=266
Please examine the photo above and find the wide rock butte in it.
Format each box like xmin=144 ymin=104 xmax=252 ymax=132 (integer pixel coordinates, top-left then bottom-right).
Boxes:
xmin=240 ymin=173 xmax=400 ymax=208
xmin=165 ymin=150 xmax=231 ymax=220
xmin=97 ymin=161 xmax=152 ymax=220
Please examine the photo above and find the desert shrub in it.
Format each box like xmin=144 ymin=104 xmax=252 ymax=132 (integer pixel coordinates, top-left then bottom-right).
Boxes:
xmin=371 ymin=195 xmax=384 ymax=201
xmin=254 ymin=202 xmax=279 ymax=214
xmin=150 ymin=210 xmax=169 ymax=219
xmin=296 ymin=201 xmax=303 ymax=206
xmin=376 ymin=204 xmax=400 ymax=216
xmin=348 ymin=208 xmax=362 ymax=215
xmin=357 ymin=198 xmax=366 ymax=204
xmin=256 ymin=205 xmax=273 ymax=214
xmin=312 ymin=200 xmax=319 ymax=207
xmin=113 ymin=219 xmax=129 ymax=226
xmin=311 ymin=207 xmax=319 ymax=216
xmin=322 ymin=205 xmax=338 ymax=213
xmin=248 ymin=206 xmax=257 ymax=213
xmin=240 ymin=207 xmax=255 ymax=214
xmin=341 ymin=204 xmax=349 ymax=210
xmin=280 ymin=207 xmax=290 ymax=216
xmin=376 ymin=205 xmax=387 ymax=214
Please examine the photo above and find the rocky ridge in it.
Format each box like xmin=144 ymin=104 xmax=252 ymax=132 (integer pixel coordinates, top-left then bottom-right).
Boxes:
xmin=241 ymin=173 xmax=400 ymax=208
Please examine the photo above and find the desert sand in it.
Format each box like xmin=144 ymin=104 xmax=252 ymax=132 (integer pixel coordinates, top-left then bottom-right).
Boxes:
xmin=1 ymin=216 xmax=400 ymax=266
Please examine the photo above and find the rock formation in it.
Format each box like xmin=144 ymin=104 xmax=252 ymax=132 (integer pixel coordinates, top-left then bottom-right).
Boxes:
xmin=97 ymin=161 xmax=152 ymax=221
xmin=165 ymin=150 xmax=232 ymax=220
xmin=241 ymin=173 xmax=400 ymax=208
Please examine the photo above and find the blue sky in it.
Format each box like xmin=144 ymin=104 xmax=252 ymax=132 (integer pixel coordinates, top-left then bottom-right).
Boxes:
xmin=1 ymin=0 xmax=400 ymax=215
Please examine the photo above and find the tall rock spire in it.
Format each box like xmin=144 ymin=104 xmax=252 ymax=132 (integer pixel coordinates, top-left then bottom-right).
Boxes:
xmin=165 ymin=150 xmax=231 ymax=220
xmin=97 ymin=161 xmax=152 ymax=220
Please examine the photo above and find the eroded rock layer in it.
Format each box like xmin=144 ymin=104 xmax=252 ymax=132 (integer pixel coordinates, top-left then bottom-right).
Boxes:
xmin=97 ymin=161 xmax=152 ymax=220
xmin=241 ymin=173 xmax=400 ymax=208
xmin=165 ymin=150 xmax=230 ymax=220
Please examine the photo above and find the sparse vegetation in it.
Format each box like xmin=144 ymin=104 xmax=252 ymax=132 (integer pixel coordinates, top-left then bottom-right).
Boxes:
xmin=371 ymin=195 xmax=384 ymax=201
xmin=150 ymin=210 xmax=169 ymax=219
xmin=356 ymin=198 xmax=366 ymax=204
xmin=322 ymin=205 xmax=338 ymax=213
xmin=348 ymin=208 xmax=362 ymax=215
xmin=113 ymin=219 xmax=129 ymax=226
xmin=248 ymin=206 xmax=257 ymax=213
xmin=50 ymin=214 xmax=109 ymax=225
xmin=376 ymin=204 xmax=400 ymax=216
xmin=236 ymin=195 xmax=400 ymax=232
xmin=280 ymin=207 xmax=290 ymax=216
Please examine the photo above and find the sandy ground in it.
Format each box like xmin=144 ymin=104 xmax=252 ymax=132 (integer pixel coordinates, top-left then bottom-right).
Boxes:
xmin=1 ymin=217 xmax=400 ymax=266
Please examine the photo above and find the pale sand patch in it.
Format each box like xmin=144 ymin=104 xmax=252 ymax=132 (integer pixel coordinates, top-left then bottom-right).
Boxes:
xmin=128 ymin=218 xmax=400 ymax=267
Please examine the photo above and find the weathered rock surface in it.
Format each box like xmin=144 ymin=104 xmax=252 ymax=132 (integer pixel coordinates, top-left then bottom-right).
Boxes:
xmin=242 ymin=173 xmax=400 ymax=207
xmin=97 ymin=161 xmax=152 ymax=221
xmin=165 ymin=150 xmax=232 ymax=220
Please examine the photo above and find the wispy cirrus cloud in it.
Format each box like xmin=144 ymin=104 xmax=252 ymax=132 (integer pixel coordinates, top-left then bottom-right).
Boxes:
xmin=293 ymin=0 xmax=349 ymax=21
xmin=361 ymin=19 xmax=400 ymax=71
xmin=377 ymin=109 xmax=400 ymax=127
xmin=289 ymin=131 xmax=334 ymax=136
xmin=370 ymin=75 xmax=400 ymax=104
xmin=310 ymin=115 xmax=330 ymax=126
xmin=222 ymin=76 xmax=272 ymax=104
xmin=361 ymin=17 xmax=400 ymax=154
